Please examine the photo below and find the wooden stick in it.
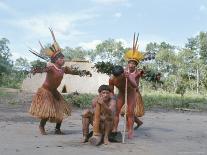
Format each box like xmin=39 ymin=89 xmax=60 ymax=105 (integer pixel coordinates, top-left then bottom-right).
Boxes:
xmin=122 ymin=76 xmax=128 ymax=143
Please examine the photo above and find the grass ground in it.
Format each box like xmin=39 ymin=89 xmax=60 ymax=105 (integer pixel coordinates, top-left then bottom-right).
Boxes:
xmin=1 ymin=87 xmax=207 ymax=111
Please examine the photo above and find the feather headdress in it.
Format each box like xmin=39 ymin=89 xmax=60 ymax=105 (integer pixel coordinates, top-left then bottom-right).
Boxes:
xmin=124 ymin=33 xmax=144 ymax=63
xmin=29 ymin=28 xmax=62 ymax=61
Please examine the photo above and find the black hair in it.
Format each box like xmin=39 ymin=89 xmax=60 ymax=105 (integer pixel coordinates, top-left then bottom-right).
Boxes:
xmin=98 ymin=85 xmax=111 ymax=93
xmin=112 ymin=65 xmax=124 ymax=77
xmin=51 ymin=52 xmax=64 ymax=63
xmin=128 ymin=60 xmax=138 ymax=66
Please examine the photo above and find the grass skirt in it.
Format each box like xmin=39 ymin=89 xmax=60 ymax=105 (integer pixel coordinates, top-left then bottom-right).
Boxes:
xmin=29 ymin=87 xmax=71 ymax=122
xmin=121 ymin=91 xmax=144 ymax=117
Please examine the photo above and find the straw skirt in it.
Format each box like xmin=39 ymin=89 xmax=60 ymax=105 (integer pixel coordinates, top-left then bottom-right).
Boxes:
xmin=29 ymin=87 xmax=71 ymax=122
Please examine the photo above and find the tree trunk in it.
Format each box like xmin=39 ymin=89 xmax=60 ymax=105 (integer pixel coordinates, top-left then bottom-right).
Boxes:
xmin=196 ymin=65 xmax=199 ymax=94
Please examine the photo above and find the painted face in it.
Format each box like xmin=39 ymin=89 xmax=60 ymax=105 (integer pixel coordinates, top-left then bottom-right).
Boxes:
xmin=56 ymin=56 xmax=65 ymax=66
xmin=128 ymin=60 xmax=138 ymax=72
xmin=100 ymin=90 xmax=111 ymax=102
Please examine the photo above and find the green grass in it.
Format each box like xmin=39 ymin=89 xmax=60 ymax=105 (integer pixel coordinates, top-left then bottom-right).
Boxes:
xmin=63 ymin=93 xmax=96 ymax=108
xmin=143 ymin=91 xmax=207 ymax=111
xmin=64 ymin=91 xmax=207 ymax=111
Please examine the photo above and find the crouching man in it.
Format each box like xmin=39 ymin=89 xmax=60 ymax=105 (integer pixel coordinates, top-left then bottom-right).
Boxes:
xmin=82 ymin=85 xmax=116 ymax=145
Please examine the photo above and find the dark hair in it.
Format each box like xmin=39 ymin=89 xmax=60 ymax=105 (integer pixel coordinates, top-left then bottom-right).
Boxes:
xmin=112 ymin=65 xmax=124 ymax=77
xmin=98 ymin=85 xmax=111 ymax=93
xmin=128 ymin=60 xmax=138 ymax=66
xmin=51 ymin=52 xmax=64 ymax=63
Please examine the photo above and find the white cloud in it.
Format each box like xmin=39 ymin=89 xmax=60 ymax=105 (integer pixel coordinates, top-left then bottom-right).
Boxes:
xmin=7 ymin=12 xmax=98 ymax=50
xmin=91 ymin=0 xmax=128 ymax=5
xmin=115 ymin=38 xmax=129 ymax=48
xmin=79 ymin=40 xmax=102 ymax=50
xmin=199 ymin=5 xmax=206 ymax=12
xmin=79 ymin=38 xmax=130 ymax=50
xmin=78 ymin=37 xmax=152 ymax=51
xmin=11 ymin=51 xmax=36 ymax=62
xmin=114 ymin=12 xmax=122 ymax=18
xmin=15 ymin=13 xmax=96 ymax=37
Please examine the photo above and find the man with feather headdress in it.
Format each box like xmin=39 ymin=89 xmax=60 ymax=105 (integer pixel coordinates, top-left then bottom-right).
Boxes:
xmin=110 ymin=33 xmax=145 ymax=139
xmin=29 ymin=28 xmax=91 ymax=135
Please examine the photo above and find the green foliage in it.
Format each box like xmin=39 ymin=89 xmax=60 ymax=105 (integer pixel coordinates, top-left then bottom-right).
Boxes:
xmin=197 ymin=32 xmax=207 ymax=63
xmin=89 ymin=39 xmax=125 ymax=65
xmin=64 ymin=93 xmax=96 ymax=108
xmin=0 ymin=38 xmax=13 ymax=77
xmin=0 ymin=38 xmax=31 ymax=88
xmin=30 ymin=60 xmax=46 ymax=69
xmin=93 ymin=61 xmax=114 ymax=75
xmin=0 ymin=71 xmax=27 ymax=88
xmin=143 ymin=91 xmax=207 ymax=110
xmin=63 ymin=47 xmax=88 ymax=61
xmin=176 ymin=82 xmax=187 ymax=97
xmin=62 ymin=91 xmax=207 ymax=111
xmin=14 ymin=57 xmax=30 ymax=71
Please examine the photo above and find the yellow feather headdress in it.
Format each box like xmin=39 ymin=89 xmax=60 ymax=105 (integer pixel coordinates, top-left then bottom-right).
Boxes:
xmin=39 ymin=28 xmax=62 ymax=58
xmin=29 ymin=28 xmax=62 ymax=61
xmin=124 ymin=33 xmax=144 ymax=63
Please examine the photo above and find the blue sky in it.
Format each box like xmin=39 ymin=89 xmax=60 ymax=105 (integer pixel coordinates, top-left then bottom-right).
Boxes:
xmin=0 ymin=0 xmax=207 ymax=61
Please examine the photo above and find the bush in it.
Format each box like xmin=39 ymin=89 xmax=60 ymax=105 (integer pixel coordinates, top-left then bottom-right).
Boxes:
xmin=142 ymin=91 xmax=207 ymax=110
xmin=64 ymin=93 xmax=96 ymax=108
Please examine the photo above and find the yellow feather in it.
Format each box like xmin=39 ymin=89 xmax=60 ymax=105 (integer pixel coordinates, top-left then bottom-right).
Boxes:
xmin=43 ymin=48 xmax=54 ymax=57
xmin=125 ymin=49 xmax=144 ymax=62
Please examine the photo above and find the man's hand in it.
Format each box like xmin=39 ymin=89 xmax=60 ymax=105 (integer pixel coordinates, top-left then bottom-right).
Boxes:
xmin=124 ymin=70 xmax=130 ymax=78
xmin=97 ymin=96 xmax=104 ymax=105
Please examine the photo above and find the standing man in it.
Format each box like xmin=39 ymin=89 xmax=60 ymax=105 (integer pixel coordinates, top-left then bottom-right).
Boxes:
xmin=110 ymin=33 xmax=144 ymax=139
xmin=29 ymin=29 xmax=91 ymax=135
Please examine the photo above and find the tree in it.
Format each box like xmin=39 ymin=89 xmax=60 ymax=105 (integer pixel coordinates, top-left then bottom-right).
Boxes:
xmin=62 ymin=47 xmax=89 ymax=61
xmin=198 ymin=32 xmax=207 ymax=64
xmin=155 ymin=42 xmax=177 ymax=75
xmin=0 ymin=38 xmax=13 ymax=74
xmin=89 ymin=39 xmax=125 ymax=65
xmin=184 ymin=32 xmax=207 ymax=93
xmin=14 ymin=57 xmax=30 ymax=71
xmin=30 ymin=60 xmax=46 ymax=69
xmin=146 ymin=42 xmax=159 ymax=53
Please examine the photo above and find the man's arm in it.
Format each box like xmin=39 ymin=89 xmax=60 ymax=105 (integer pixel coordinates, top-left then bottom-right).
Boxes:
xmin=31 ymin=66 xmax=52 ymax=75
xmin=109 ymin=77 xmax=115 ymax=95
xmin=97 ymin=97 xmax=115 ymax=116
xmin=64 ymin=66 xmax=92 ymax=77
xmin=93 ymin=100 xmax=101 ymax=136
xmin=125 ymin=72 xmax=138 ymax=88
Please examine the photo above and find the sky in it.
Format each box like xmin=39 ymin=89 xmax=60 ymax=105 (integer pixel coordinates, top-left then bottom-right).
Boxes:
xmin=0 ymin=0 xmax=207 ymax=61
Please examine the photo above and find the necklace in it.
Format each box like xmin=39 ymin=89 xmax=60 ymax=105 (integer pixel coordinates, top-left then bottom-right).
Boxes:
xmin=52 ymin=64 xmax=62 ymax=71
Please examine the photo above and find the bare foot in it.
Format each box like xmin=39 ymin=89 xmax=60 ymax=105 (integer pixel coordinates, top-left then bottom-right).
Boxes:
xmin=81 ymin=136 xmax=88 ymax=143
xmin=134 ymin=121 xmax=143 ymax=130
xmin=55 ymin=129 xmax=65 ymax=135
xmin=104 ymin=137 xmax=110 ymax=145
xmin=89 ymin=135 xmax=102 ymax=146
xmin=128 ymin=130 xmax=133 ymax=139
xmin=39 ymin=126 xmax=47 ymax=135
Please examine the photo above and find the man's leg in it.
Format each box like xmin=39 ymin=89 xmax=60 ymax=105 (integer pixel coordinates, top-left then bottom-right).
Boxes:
xmin=134 ymin=116 xmax=143 ymax=130
xmin=112 ymin=96 xmax=123 ymax=132
xmin=55 ymin=121 xmax=64 ymax=135
xmin=127 ymin=114 xmax=134 ymax=139
xmin=82 ymin=109 xmax=92 ymax=142
xmin=104 ymin=119 xmax=113 ymax=145
xmin=89 ymin=104 xmax=102 ymax=146
xmin=127 ymin=96 xmax=136 ymax=139
xmin=39 ymin=118 xmax=48 ymax=135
